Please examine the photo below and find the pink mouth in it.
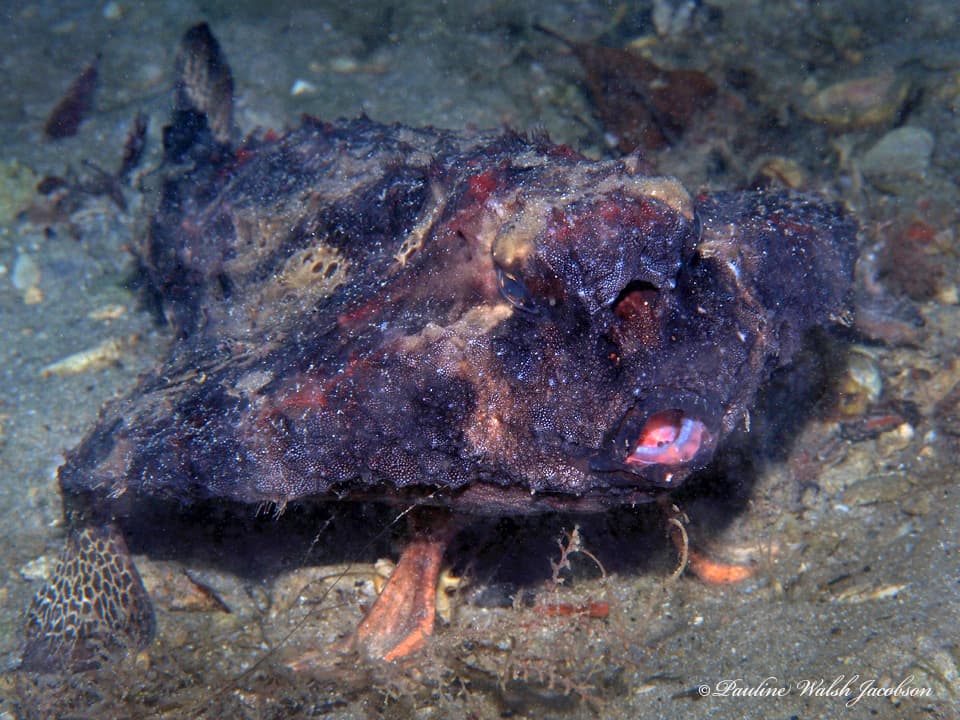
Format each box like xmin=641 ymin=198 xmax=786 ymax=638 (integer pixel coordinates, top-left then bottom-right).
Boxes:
xmin=625 ymin=410 xmax=709 ymax=466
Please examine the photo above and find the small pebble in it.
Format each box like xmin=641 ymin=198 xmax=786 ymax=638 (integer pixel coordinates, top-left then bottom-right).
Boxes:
xmin=803 ymin=71 xmax=909 ymax=129
xmin=652 ymin=0 xmax=698 ymax=37
xmin=861 ymin=126 xmax=935 ymax=192
xmin=19 ymin=555 xmax=54 ymax=582
xmin=751 ymin=156 xmax=807 ymax=189
xmin=937 ymin=284 xmax=959 ymax=305
xmin=836 ymin=349 xmax=882 ymax=418
xmin=12 ymin=251 xmax=41 ymax=302
xmin=23 ymin=285 xmax=43 ymax=304
xmin=102 ymin=1 xmax=122 ymax=20
xmin=290 ymin=79 xmax=317 ymax=97
xmin=329 ymin=56 xmax=359 ymax=73
xmin=10 ymin=252 xmax=36 ymax=288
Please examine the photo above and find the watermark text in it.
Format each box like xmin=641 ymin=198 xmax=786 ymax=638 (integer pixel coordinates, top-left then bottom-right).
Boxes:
xmin=697 ymin=674 xmax=932 ymax=707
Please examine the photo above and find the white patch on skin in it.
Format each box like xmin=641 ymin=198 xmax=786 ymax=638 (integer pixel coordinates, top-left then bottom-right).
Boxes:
xmin=391 ymin=183 xmax=448 ymax=268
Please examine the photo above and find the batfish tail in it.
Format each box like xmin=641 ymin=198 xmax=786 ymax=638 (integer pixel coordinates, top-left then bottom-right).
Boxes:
xmin=21 ymin=523 xmax=155 ymax=672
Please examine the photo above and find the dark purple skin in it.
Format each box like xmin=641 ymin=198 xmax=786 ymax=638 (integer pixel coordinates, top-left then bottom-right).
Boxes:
xmin=57 ymin=117 xmax=856 ymax=519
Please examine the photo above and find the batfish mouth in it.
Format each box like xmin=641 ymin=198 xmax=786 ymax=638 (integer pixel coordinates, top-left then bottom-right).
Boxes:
xmin=624 ymin=410 xmax=710 ymax=466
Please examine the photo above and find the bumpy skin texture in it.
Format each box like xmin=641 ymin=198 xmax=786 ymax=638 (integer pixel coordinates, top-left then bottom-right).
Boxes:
xmin=22 ymin=525 xmax=154 ymax=671
xmin=58 ymin=117 xmax=856 ymax=518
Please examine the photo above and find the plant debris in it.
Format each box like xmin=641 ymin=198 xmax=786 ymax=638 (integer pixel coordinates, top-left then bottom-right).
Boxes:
xmin=536 ymin=25 xmax=716 ymax=152
xmin=44 ymin=54 xmax=100 ymax=139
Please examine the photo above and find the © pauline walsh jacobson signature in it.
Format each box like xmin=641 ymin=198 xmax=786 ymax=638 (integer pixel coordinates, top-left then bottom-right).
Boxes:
xmin=700 ymin=674 xmax=933 ymax=707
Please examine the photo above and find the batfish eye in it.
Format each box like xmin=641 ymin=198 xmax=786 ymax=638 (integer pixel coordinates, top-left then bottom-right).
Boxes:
xmin=496 ymin=266 xmax=538 ymax=314
xmin=611 ymin=281 xmax=662 ymax=347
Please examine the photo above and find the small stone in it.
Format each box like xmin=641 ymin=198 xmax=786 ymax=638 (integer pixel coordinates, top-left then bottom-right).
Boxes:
xmin=23 ymin=285 xmax=44 ymax=304
xmin=835 ymin=349 xmax=882 ymax=419
xmin=861 ymin=127 xmax=935 ymax=193
xmin=803 ymin=71 xmax=909 ymax=130
xmin=937 ymin=284 xmax=959 ymax=305
xmin=102 ymin=1 xmax=122 ymax=20
xmin=329 ymin=56 xmax=359 ymax=73
xmin=290 ymin=79 xmax=317 ymax=97
xmin=20 ymin=555 xmax=54 ymax=582
xmin=876 ymin=422 xmax=914 ymax=455
xmin=652 ymin=0 xmax=698 ymax=37
xmin=12 ymin=251 xmax=40 ymax=296
xmin=751 ymin=156 xmax=807 ymax=189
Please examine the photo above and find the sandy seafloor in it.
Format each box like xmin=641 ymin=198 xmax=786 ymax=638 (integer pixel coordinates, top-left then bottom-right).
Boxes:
xmin=1 ymin=1 xmax=959 ymax=718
